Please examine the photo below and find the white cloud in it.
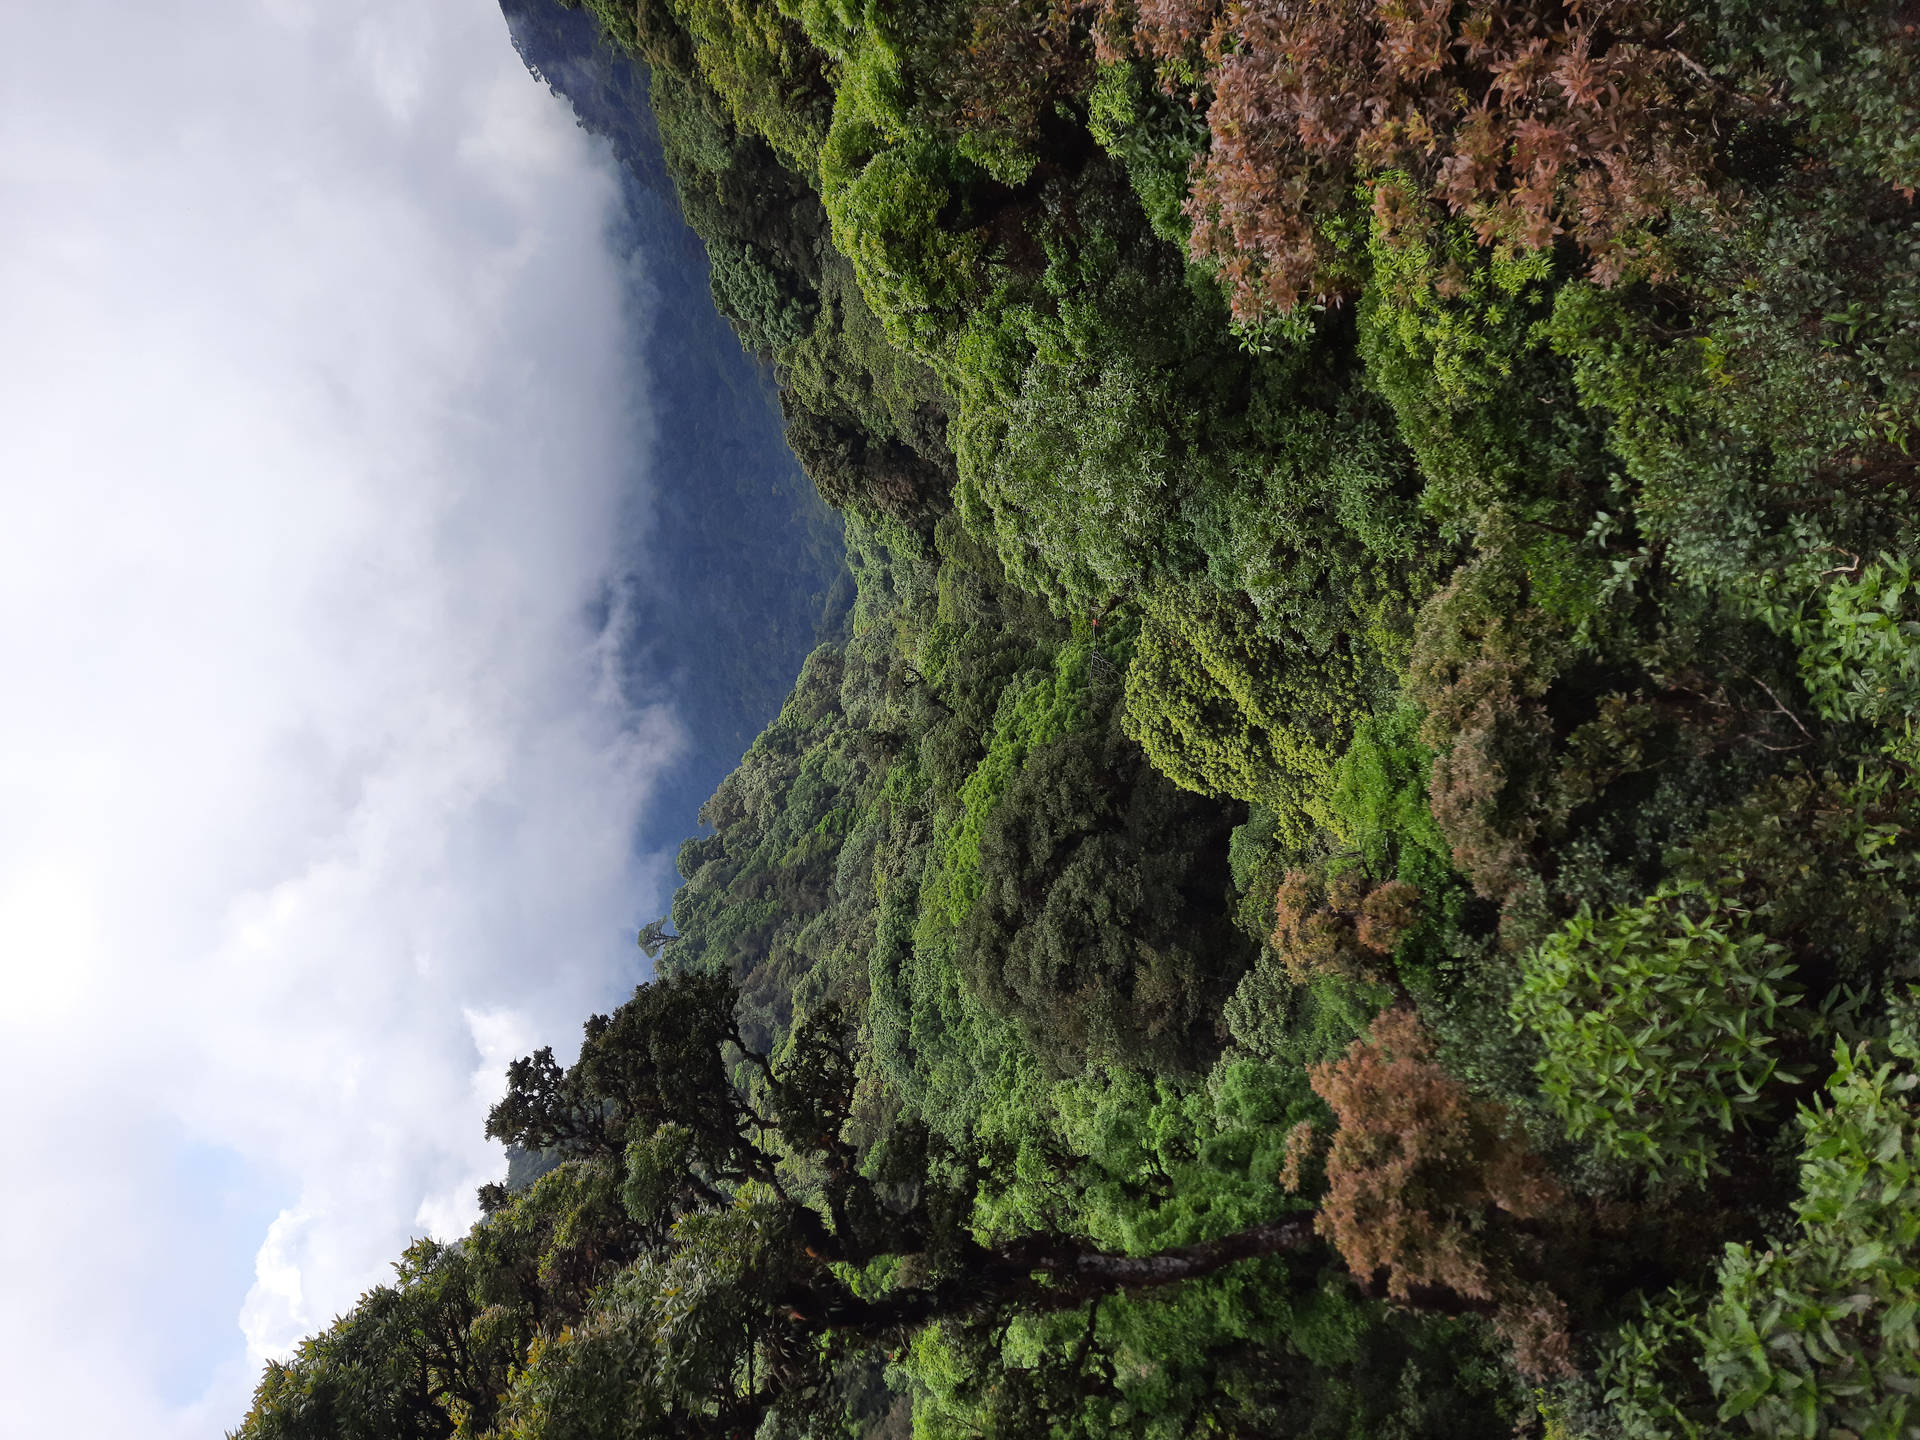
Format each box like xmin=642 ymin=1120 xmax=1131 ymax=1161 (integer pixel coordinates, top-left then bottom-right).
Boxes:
xmin=0 ymin=0 xmax=676 ymax=1432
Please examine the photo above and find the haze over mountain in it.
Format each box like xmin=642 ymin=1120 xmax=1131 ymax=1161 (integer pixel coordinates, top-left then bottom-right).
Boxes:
xmin=501 ymin=0 xmax=850 ymax=864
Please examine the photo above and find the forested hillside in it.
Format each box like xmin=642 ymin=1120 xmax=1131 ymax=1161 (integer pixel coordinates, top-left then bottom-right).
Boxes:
xmin=235 ymin=0 xmax=1920 ymax=1435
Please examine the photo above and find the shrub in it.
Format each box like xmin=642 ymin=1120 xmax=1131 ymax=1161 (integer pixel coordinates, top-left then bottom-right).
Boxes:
xmin=1600 ymin=999 xmax=1920 ymax=1439
xmin=706 ymin=235 xmax=815 ymax=350
xmin=1189 ymin=395 xmax=1433 ymax=648
xmin=1220 ymin=950 xmax=1391 ymax=1068
xmin=1354 ymin=203 xmax=1577 ymax=523
xmin=1310 ymin=1007 xmax=1571 ymax=1376
xmin=1668 ymin=769 xmax=1920 ymax=990
xmin=1697 ymin=998 xmax=1920 ymax=1436
xmin=1511 ymin=881 xmax=1800 ymax=1182
xmin=924 ymin=641 xmax=1098 ymax=928
xmin=1743 ymin=550 xmax=1920 ymax=732
xmin=1714 ymin=0 xmax=1920 ymax=198
xmin=1327 ymin=705 xmax=1453 ymax=880
xmin=955 ymin=333 xmax=1191 ymax=610
xmin=1312 ymin=1007 xmax=1559 ymax=1302
xmin=917 ymin=0 xmax=1095 ymax=184
xmin=1272 ymin=863 xmax=1422 ymax=985
xmin=1544 ymin=183 xmax=1920 ymax=595
xmin=672 ymin=0 xmax=832 ymax=166
xmin=818 ymin=127 xmax=993 ymax=365
xmin=1700 ymin=1002 xmax=1920 ymax=1439
xmin=956 ymin=726 xmax=1250 ymax=1072
xmin=1086 ymin=57 xmax=1211 ymax=244
xmin=1595 ymin=1290 xmax=1713 ymax=1440
xmin=1100 ymin=0 xmax=1720 ymax=321
xmin=1407 ymin=545 xmax=1566 ymax=900
xmin=1123 ymin=580 xmax=1365 ymax=840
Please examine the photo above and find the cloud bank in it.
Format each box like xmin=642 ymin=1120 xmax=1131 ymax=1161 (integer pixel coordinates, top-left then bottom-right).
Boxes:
xmin=0 ymin=1 xmax=675 ymax=1431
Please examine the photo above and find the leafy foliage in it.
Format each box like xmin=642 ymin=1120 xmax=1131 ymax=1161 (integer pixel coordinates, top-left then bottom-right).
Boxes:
xmin=1511 ymin=881 xmax=1800 ymax=1182
xmin=1599 ymin=1000 xmax=1920 ymax=1439
xmin=1702 ymin=1003 xmax=1920 ymax=1438
xmin=1745 ymin=550 xmax=1920 ymax=730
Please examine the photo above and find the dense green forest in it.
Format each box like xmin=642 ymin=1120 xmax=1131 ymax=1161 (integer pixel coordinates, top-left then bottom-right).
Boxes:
xmin=233 ymin=0 xmax=1920 ymax=1435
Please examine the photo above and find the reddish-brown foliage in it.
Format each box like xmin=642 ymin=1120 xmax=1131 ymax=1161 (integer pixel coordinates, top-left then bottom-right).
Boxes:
xmin=1425 ymin=706 xmax=1555 ymax=902
xmin=1493 ymin=1287 xmax=1577 ymax=1379
xmin=1356 ymin=878 xmax=1423 ymax=952
xmin=1310 ymin=1007 xmax=1574 ymax=1377
xmin=1279 ymin=1117 xmax=1318 ymax=1193
xmin=1310 ymin=1007 xmax=1558 ymax=1299
xmin=1272 ymin=866 xmax=1422 ymax=983
xmin=1101 ymin=0 xmax=1723 ymax=319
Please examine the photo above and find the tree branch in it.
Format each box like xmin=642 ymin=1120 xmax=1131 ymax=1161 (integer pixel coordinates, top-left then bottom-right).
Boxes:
xmin=801 ymin=1215 xmax=1320 ymax=1333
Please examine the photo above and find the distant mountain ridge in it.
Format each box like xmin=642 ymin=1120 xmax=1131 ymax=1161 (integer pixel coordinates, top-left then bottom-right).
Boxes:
xmin=498 ymin=0 xmax=850 ymax=870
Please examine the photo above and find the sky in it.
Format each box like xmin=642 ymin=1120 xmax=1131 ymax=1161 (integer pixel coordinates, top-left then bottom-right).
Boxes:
xmin=0 ymin=1 xmax=685 ymax=1431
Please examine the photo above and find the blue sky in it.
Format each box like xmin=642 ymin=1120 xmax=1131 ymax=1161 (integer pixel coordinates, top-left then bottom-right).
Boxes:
xmin=0 ymin=1 xmax=680 ymax=1430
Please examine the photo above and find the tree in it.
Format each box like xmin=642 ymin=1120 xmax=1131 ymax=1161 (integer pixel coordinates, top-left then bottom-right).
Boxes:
xmin=230 ymin=1240 xmax=520 ymax=1440
xmin=956 ymin=724 xmax=1253 ymax=1072
xmin=478 ymin=971 xmax=1320 ymax=1436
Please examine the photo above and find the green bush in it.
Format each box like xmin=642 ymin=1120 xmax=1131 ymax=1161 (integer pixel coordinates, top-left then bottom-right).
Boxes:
xmin=1122 ymin=582 xmax=1364 ymax=841
xmin=706 ymin=235 xmax=814 ymax=349
xmin=1545 ymin=182 xmax=1920 ymax=594
xmin=1743 ymin=549 xmax=1920 ymax=731
xmin=1355 ymin=203 xmax=1576 ymax=529
xmin=956 ymin=724 xmax=1250 ymax=1073
xmin=923 ymin=639 xmax=1098 ymax=928
xmin=1327 ymin=705 xmax=1451 ymax=882
xmin=1595 ymin=1291 xmax=1713 ymax=1440
xmin=1511 ymin=881 xmax=1800 ymax=1182
xmin=671 ymin=0 xmax=831 ymax=167
xmin=1190 ymin=399 xmax=1432 ymax=656
xmin=1702 ymin=1002 xmax=1920 ymax=1439
xmin=818 ymin=125 xmax=991 ymax=365
xmin=1712 ymin=0 xmax=1920 ymax=197
xmin=955 ymin=335 xmax=1193 ymax=608
xmin=1599 ymin=999 xmax=1920 ymax=1439
xmin=1085 ymin=59 xmax=1208 ymax=247
xmin=1405 ymin=541 xmax=1567 ymax=901
xmin=1668 ymin=769 xmax=1920 ymax=992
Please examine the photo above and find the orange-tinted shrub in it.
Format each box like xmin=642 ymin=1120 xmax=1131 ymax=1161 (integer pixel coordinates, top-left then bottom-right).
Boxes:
xmin=1273 ymin=865 xmax=1422 ymax=983
xmin=1310 ymin=1007 xmax=1574 ymax=1377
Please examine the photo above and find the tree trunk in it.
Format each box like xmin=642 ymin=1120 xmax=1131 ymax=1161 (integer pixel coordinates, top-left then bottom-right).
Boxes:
xmin=810 ymin=1215 xmax=1319 ymax=1333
